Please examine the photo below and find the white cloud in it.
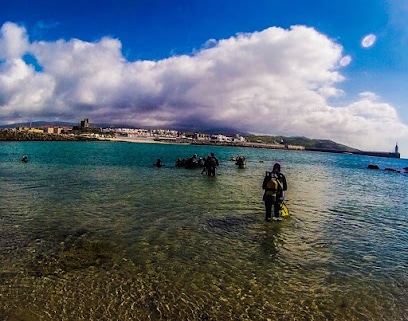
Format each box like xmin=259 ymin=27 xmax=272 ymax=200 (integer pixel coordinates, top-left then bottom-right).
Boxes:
xmin=0 ymin=22 xmax=29 ymax=59
xmin=0 ymin=22 xmax=407 ymax=153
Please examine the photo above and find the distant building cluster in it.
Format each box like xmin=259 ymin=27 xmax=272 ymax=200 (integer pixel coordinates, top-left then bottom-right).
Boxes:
xmin=101 ymin=122 xmax=247 ymax=143
xmin=12 ymin=118 xmax=248 ymax=143
xmin=11 ymin=118 xmax=101 ymax=138
xmin=16 ymin=126 xmax=63 ymax=135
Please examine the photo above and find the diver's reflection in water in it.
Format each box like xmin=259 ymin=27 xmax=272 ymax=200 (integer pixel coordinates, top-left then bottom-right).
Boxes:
xmin=259 ymin=222 xmax=283 ymax=259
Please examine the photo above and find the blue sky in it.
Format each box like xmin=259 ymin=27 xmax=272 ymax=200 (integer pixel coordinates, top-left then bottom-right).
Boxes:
xmin=1 ymin=0 xmax=408 ymax=156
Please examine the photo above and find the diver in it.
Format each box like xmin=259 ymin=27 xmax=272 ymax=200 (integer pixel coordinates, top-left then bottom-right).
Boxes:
xmin=185 ymin=154 xmax=198 ymax=169
xmin=262 ymin=162 xmax=287 ymax=221
xmin=205 ymin=152 xmax=219 ymax=176
xmin=175 ymin=158 xmax=183 ymax=168
xmin=235 ymin=155 xmax=246 ymax=169
xmin=154 ymin=158 xmax=165 ymax=167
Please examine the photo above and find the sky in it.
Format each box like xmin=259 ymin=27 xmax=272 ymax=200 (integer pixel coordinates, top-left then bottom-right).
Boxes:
xmin=1 ymin=0 xmax=408 ymax=156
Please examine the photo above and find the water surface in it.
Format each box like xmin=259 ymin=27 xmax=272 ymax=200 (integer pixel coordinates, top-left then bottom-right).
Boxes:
xmin=1 ymin=141 xmax=407 ymax=320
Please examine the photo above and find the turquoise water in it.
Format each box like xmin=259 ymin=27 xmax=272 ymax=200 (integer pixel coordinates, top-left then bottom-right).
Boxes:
xmin=1 ymin=141 xmax=407 ymax=320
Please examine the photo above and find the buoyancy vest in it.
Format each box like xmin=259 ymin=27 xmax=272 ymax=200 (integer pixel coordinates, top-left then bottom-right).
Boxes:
xmin=206 ymin=156 xmax=218 ymax=167
xmin=265 ymin=175 xmax=279 ymax=196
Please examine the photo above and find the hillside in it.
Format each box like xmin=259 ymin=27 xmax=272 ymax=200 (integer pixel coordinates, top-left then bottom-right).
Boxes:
xmin=245 ymin=135 xmax=360 ymax=152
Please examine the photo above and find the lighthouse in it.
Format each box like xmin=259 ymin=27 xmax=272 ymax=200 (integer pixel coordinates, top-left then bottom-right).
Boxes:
xmin=395 ymin=142 xmax=399 ymax=154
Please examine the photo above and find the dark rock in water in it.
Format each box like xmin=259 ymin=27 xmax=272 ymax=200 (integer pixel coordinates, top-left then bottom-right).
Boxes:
xmin=28 ymin=238 xmax=116 ymax=277
xmin=367 ymin=164 xmax=380 ymax=170
xmin=384 ymin=167 xmax=400 ymax=172
xmin=206 ymin=216 xmax=256 ymax=233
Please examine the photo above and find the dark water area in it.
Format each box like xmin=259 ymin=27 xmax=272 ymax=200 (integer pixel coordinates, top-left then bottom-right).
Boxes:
xmin=1 ymin=141 xmax=408 ymax=320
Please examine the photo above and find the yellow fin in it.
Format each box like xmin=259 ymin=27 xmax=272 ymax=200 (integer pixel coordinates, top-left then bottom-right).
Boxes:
xmin=280 ymin=203 xmax=289 ymax=217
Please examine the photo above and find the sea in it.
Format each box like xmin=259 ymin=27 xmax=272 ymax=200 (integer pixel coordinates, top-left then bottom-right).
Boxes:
xmin=0 ymin=141 xmax=407 ymax=321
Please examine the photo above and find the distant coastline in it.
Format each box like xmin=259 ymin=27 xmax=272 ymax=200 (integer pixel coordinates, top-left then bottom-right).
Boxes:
xmin=151 ymin=136 xmax=401 ymax=159
xmin=84 ymin=135 xmax=403 ymax=159
xmin=0 ymin=127 xmax=400 ymax=159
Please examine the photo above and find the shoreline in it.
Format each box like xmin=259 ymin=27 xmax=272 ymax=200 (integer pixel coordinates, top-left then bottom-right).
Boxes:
xmin=0 ymin=131 xmax=401 ymax=159
xmin=106 ymin=137 xmax=402 ymax=159
xmin=104 ymin=136 xmax=303 ymax=150
xmin=102 ymin=136 xmax=160 ymax=144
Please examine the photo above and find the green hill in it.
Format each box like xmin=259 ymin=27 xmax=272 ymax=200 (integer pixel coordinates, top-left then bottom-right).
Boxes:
xmin=244 ymin=135 xmax=360 ymax=152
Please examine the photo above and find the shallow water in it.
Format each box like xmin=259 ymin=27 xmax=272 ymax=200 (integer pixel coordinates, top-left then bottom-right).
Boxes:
xmin=1 ymin=141 xmax=408 ymax=320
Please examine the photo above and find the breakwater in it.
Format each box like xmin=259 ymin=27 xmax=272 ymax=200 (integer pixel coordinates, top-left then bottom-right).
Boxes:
xmin=305 ymin=147 xmax=400 ymax=158
xmin=164 ymin=138 xmax=401 ymax=158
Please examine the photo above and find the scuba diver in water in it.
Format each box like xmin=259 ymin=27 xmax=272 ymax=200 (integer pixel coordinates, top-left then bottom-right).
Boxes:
xmin=185 ymin=154 xmax=198 ymax=169
xmin=235 ymin=155 xmax=246 ymax=169
xmin=205 ymin=152 xmax=219 ymax=176
xmin=262 ymin=162 xmax=287 ymax=221
xmin=154 ymin=158 xmax=165 ymax=167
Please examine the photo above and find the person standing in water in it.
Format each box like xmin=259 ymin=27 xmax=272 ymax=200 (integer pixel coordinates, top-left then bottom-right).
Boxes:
xmin=262 ymin=162 xmax=287 ymax=221
xmin=154 ymin=158 xmax=165 ymax=167
xmin=205 ymin=152 xmax=219 ymax=176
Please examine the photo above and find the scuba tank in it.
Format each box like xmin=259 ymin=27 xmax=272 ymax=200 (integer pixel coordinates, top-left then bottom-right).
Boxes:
xmin=264 ymin=171 xmax=279 ymax=198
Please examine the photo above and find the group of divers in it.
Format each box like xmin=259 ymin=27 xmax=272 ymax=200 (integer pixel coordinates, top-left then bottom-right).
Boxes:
xmin=153 ymin=152 xmax=288 ymax=221
xmin=20 ymin=152 xmax=287 ymax=221
xmin=153 ymin=152 xmax=247 ymax=176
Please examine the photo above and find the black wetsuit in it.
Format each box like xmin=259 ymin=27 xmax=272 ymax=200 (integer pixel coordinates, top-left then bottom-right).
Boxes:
xmin=205 ymin=156 xmax=219 ymax=176
xmin=262 ymin=172 xmax=287 ymax=220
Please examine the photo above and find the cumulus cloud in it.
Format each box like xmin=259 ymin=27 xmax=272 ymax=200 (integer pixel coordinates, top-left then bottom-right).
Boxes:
xmin=0 ymin=22 xmax=30 ymax=59
xmin=0 ymin=22 xmax=407 ymax=152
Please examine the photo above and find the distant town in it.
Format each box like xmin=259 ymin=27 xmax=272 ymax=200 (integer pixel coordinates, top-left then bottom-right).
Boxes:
xmin=0 ymin=118 xmax=304 ymax=150
xmin=0 ymin=118 xmax=401 ymax=158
